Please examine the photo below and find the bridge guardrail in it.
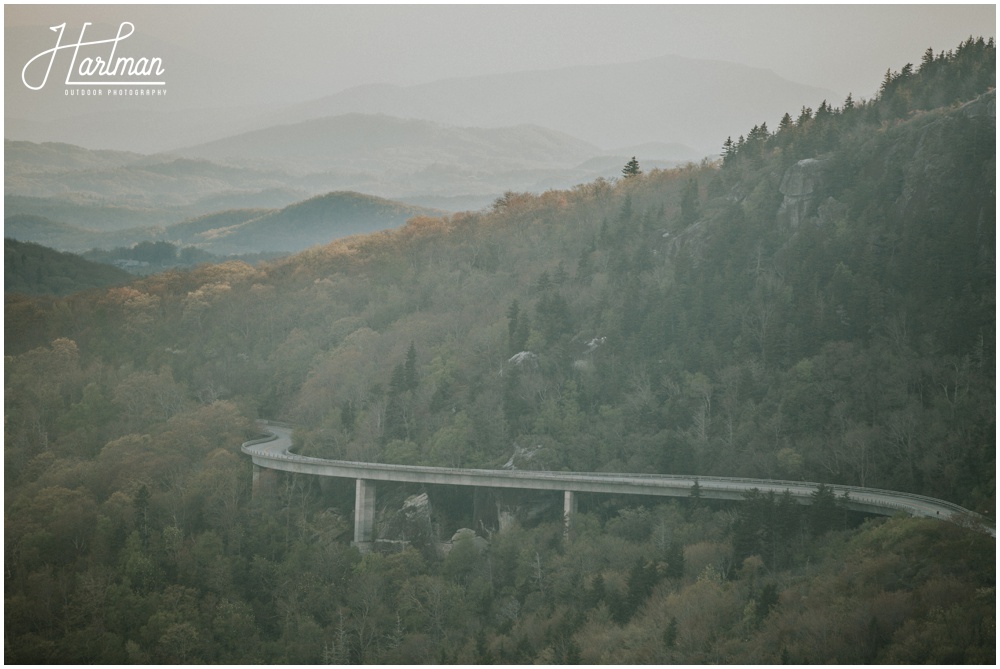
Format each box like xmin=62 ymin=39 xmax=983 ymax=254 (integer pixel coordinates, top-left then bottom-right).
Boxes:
xmin=242 ymin=423 xmax=989 ymax=530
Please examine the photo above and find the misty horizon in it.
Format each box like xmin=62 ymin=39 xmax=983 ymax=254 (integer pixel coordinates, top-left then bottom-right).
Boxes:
xmin=5 ymin=4 xmax=995 ymax=156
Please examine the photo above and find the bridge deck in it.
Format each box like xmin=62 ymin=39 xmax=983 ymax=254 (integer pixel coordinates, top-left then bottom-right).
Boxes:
xmin=243 ymin=424 xmax=991 ymax=533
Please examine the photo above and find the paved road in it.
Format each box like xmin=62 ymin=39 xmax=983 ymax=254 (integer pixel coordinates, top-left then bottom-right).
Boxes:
xmin=243 ymin=423 xmax=993 ymax=536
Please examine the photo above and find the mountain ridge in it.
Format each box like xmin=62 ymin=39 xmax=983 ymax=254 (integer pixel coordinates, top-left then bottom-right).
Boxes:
xmin=178 ymin=190 xmax=445 ymax=255
xmin=7 ymin=117 xmax=702 ymax=224
xmin=268 ymin=53 xmax=837 ymax=153
xmin=173 ymin=113 xmax=602 ymax=172
xmin=4 ymin=190 xmax=445 ymax=257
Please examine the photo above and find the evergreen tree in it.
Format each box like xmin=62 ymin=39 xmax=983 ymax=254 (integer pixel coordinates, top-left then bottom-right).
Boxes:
xmin=475 ymin=634 xmax=494 ymax=664
xmin=622 ymin=156 xmax=642 ymax=178
xmin=663 ymin=616 xmax=679 ymax=649
xmin=808 ymin=483 xmax=839 ymax=535
xmin=722 ymin=136 xmax=737 ymax=164
xmin=665 ymin=541 xmax=685 ymax=579
xmin=340 ymin=400 xmax=357 ymax=433
xmin=133 ymin=484 xmax=151 ymax=548
xmin=588 ymin=572 xmax=606 ymax=608
xmin=689 ymin=479 xmax=702 ymax=505
xmin=755 ymin=582 xmax=779 ymax=625
xmin=507 ymin=300 xmax=521 ymax=354
xmin=404 ymin=341 xmax=418 ymax=392
xmin=384 ymin=363 xmax=410 ymax=442
xmin=565 ymin=640 xmax=581 ymax=665
xmin=679 ymin=179 xmax=700 ymax=227
xmin=621 ymin=557 xmax=658 ymax=621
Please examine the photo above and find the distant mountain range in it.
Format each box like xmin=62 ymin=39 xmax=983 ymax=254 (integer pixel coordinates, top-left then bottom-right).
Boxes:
xmin=4 ymin=191 xmax=443 ymax=257
xmin=5 ymin=54 xmax=836 ymax=255
xmin=6 ymin=54 xmax=835 ymax=156
xmin=5 ymin=140 xmax=307 ymax=216
xmin=267 ymin=55 xmax=836 ymax=154
xmin=173 ymin=113 xmax=602 ymax=174
xmin=5 ymin=115 xmax=703 ymax=235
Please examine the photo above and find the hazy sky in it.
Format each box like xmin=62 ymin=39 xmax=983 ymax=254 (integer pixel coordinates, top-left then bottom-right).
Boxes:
xmin=6 ymin=3 xmax=996 ymax=109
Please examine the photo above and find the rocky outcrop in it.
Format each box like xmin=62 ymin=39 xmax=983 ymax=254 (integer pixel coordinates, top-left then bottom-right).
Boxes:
xmin=502 ymin=443 xmax=544 ymax=470
xmin=507 ymin=351 xmax=538 ymax=367
xmin=442 ymin=528 xmax=489 ymax=556
xmin=960 ymin=89 xmax=996 ymax=119
xmin=778 ymin=158 xmax=827 ymax=227
xmin=379 ymin=492 xmax=434 ymax=547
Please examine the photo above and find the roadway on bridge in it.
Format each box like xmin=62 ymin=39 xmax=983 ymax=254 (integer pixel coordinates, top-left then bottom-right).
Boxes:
xmin=243 ymin=424 xmax=993 ymax=535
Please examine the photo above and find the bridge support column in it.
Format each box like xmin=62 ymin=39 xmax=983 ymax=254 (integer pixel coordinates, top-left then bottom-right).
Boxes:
xmin=252 ymin=464 xmax=278 ymax=497
xmin=563 ymin=490 xmax=577 ymax=535
xmin=353 ymin=479 xmax=376 ymax=551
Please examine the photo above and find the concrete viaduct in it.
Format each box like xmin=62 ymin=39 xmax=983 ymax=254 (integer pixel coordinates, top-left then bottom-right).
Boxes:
xmin=242 ymin=423 xmax=992 ymax=546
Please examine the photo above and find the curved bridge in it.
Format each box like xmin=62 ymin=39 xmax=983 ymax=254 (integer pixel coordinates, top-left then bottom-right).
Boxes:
xmin=243 ymin=423 xmax=993 ymax=543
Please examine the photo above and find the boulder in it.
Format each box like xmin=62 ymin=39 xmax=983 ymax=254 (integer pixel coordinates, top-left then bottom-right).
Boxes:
xmin=380 ymin=492 xmax=434 ymax=547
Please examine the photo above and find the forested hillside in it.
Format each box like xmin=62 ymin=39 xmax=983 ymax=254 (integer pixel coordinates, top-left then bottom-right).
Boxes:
xmin=5 ymin=39 xmax=994 ymax=663
xmin=175 ymin=191 xmax=445 ymax=256
xmin=5 ymin=238 xmax=134 ymax=295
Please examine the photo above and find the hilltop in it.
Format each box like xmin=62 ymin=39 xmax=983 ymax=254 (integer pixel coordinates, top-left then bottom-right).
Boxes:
xmin=173 ymin=191 xmax=445 ymax=256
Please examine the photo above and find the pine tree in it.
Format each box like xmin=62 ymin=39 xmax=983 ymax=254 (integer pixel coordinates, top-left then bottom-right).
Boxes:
xmin=808 ymin=483 xmax=838 ymax=535
xmin=756 ymin=583 xmax=779 ymax=624
xmin=622 ymin=156 xmax=642 ymax=178
xmin=475 ymin=634 xmax=494 ymax=664
xmin=679 ymin=179 xmax=700 ymax=227
xmin=133 ymin=484 xmax=150 ymax=548
xmin=588 ymin=572 xmax=606 ymax=607
xmin=404 ymin=341 xmax=418 ymax=391
xmin=722 ymin=136 xmax=736 ymax=163
xmin=665 ymin=541 xmax=685 ymax=579
xmin=689 ymin=479 xmax=702 ymax=505
xmin=340 ymin=400 xmax=357 ymax=433
xmin=565 ymin=640 xmax=581 ymax=665
xmin=663 ymin=616 xmax=678 ymax=649
xmin=507 ymin=300 xmax=521 ymax=354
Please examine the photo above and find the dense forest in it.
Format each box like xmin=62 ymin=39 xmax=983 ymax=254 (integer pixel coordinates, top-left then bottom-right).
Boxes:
xmin=5 ymin=38 xmax=995 ymax=663
xmin=5 ymin=238 xmax=134 ymax=295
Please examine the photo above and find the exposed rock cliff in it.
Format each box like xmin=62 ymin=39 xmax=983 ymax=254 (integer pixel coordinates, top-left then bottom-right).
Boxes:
xmin=778 ymin=158 xmax=827 ymax=227
xmin=379 ymin=492 xmax=435 ymax=548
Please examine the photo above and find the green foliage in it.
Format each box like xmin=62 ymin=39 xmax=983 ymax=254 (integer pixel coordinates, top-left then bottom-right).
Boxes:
xmin=622 ymin=156 xmax=642 ymax=178
xmin=5 ymin=238 xmax=133 ymax=295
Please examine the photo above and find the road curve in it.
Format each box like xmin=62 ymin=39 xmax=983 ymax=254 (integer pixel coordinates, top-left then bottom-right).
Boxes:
xmin=243 ymin=423 xmax=994 ymax=536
